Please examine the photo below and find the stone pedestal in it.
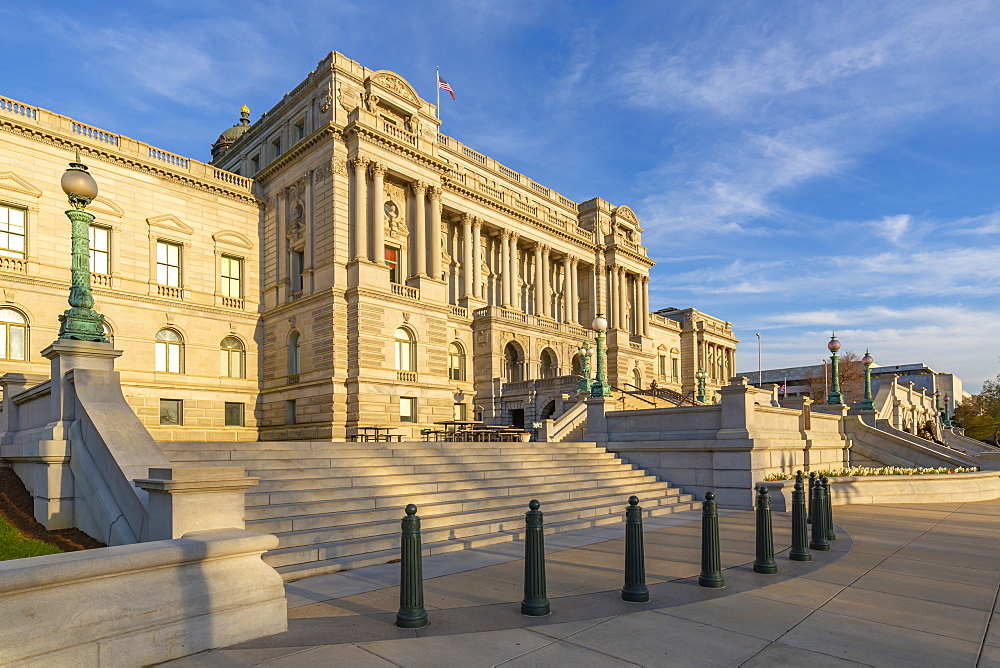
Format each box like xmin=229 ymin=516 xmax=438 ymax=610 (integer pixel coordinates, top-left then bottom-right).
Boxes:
xmin=585 ymin=396 xmax=617 ymax=443
xmin=134 ymin=467 xmax=259 ymax=541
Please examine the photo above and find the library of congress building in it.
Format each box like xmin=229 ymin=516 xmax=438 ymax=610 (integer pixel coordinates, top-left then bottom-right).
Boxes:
xmin=0 ymin=52 xmax=738 ymax=441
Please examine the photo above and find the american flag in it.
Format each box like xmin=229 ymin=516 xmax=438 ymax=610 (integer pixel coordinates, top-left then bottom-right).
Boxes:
xmin=438 ymin=76 xmax=456 ymax=100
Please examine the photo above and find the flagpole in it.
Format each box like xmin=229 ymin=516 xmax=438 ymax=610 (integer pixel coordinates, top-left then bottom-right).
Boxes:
xmin=436 ymin=66 xmax=440 ymax=120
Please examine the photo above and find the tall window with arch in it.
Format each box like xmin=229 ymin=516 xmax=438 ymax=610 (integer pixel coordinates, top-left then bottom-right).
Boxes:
xmin=0 ymin=307 xmax=27 ymax=361
xmin=220 ymin=336 xmax=245 ymax=378
xmin=504 ymin=342 xmax=523 ymax=382
xmin=632 ymin=367 xmax=642 ymax=389
xmin=155 ymin=329 xmax=183 ymax=373
xmin=539 ymin=348 xmax=558 ymax=379
xmin=395 ymin=327 xmax=415 ymax=371
xmin=448 ymin=342 xmax=465 ymax=381
xmin=288 ymin=331 xmax=301 ymax=375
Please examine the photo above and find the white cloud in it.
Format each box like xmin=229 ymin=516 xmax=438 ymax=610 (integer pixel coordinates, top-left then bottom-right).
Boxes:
xmin=873 ymin=214 xmax=911 ymax=245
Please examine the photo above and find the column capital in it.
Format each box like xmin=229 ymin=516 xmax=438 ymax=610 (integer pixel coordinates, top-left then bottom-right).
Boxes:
xmin=539 ymin=243 xmax=550 ymax=254
xmin=500 ymin=229 xmax=513 ymax=240
xmin=427 ymin=185 xmax=443 ymax=201
xmin=351 ymin=155 xmax=370 ymax=170
xmin=410 ymin=180 xmax=428 ymax=195
xmin=472 ymin=218 xmax=483 ymax=231
xmin=369 ymin=161 xmax=387 ymax=178
xmin=462 ymin=212 xmax=475 ymax=226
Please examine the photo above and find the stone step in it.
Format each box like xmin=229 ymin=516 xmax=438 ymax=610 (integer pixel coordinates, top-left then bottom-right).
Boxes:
xmin=239 ymin=460 xmax=638 ymax=481
xmin=246 ymin=477 xmax=673 ymax=520
xmin=162 ymin=440 xmax=602 ymax=453
xmin=163 ymin=444 xmax=608 ymax=461
xmin=253 ymin=489 xmax=694 ymax=548
xmin=170 ymin=455 xmax=628 ymax=475
xmin=248 ymin=466 xmax=653 ymax=494
xmin=247 ymin=472 xmax=665 ymax=507
xmin=166 ymin=450 xmax=622 ymax=466
xmin=271 ymin=497 xmax=701 ymax=580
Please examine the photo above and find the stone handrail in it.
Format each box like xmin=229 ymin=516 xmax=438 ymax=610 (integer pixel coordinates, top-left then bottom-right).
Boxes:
xmin=539 ymin=400 xmax=588 ymax=442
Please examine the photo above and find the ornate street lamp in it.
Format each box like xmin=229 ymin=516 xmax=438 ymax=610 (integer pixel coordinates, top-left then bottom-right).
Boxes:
xmin=590 ymin=315 xmax=611 ymax=397
xmin=861 ymin=350 xmax=874 ymax=410
xmin=695 ymin=367 xmax=707 ymax=404
xmin=577 ymin=340 xmax=593 ymax=394
xmin=943 ymin=395 xmax=953 ymax=427
xmin=934 ymin=390 xmax=942 ymax=422
xmin=58 ymin=151 xmax=108 ymax=342
xmin=826 ymin=333 xmax=842 ymax=405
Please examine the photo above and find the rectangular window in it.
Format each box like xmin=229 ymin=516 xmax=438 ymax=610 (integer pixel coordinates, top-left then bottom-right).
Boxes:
xmin=294 ymin=121 xmax=305 ymax=141
xmin=159 ymin=399 xmax=182 ymax=425
xmin=272 ymin=137 xmax=282 ymax=159
xmin=671 ymin=358 xmax=679 ymax=380
xmin=0 ymin=205 xmax=26 ymax=258
xmin=250 ymin=154 xmax=260 ymax=174
xmin=284 ymin=399 xmax=296 ymax=425
xmin=156 ymin=241 xmax=181 ymax=287
xmin=657 ymin=354 xmax=667 ymax=376
xmin=225 ymin=402 xmax=245 ymax=427
xmin=400 ymin=397 xmax=416 ymax=423
xmin=385 ymin=246 xmax=400 ymax=284
xmin=453 ymin=403 xmax=467 ymax=421
xmin=89 ymin=225 xmax=110 ymax=275
xmin=291 ymin=250 xmax=305 ymax=292
xmin=221 ymin=255 xmax=242 ymax=298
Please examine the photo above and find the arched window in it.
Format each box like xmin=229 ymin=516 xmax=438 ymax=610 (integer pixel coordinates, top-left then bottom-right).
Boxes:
xmin=448 ymin=342 xmax=465 ymax=381
xmin=102 ymin=322 xmax=114 ymax=346
xmin=504 ymin=342 xmax=523 ymax=382
xmin=0 ymin=308 xmax=27 ymax=361
xmin=571 ymin=353 xmax=583 ymax=377
xmin=632 ymin=367 xmax=642 ymax=389
xmin=288 ymin=331 xmax=301 ymax=375
xmin=155 ymin=328 xmax=183 ymax=373
xmin=220 ymin=336 xmax=245 ymax=378
xmin=539 ymin=348 xmax=558 ymax=379
xmin=395 ymin=327 xmax=415 ymax=372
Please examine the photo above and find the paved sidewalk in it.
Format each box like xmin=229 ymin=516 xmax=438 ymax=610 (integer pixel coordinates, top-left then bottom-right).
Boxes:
xmin=163 ymin=500 xmax=1000 ymax=667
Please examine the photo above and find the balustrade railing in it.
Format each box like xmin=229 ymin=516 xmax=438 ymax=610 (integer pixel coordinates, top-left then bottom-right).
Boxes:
xmin=392 ymin=284 xmax=420 ymax=300
xmin=222 ymin=296 xmax=245 ymax=309
xmin=449 ymin=305 xmax=469 ymax=318
xmin=0 ymin=257 xmax=27 ymax=273
xmin=0 ymin=96 xmax=37 ymax=119
xmin=90 ymin=273 xmax=112 ymax=288
xmin=148 ymin=148 xmax=190 ymax=169
xmin=157 ymin=285 xmax=182 ymax=299
xmin=397 ymin=371 xmax=417 ymax=382
xmin=72 ymin=122 xmax=119 ymax=146
xmin=381 ymin=121 xmax=417 ymax=146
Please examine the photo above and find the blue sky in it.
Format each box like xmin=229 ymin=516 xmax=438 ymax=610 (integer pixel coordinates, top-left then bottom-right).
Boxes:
xmin=4 ymin=1 xmax=999 ymax=390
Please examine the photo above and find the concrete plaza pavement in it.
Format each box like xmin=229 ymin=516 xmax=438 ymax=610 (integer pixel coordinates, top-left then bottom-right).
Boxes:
xmin=163 ymin=500 xmax=1000 ymax=667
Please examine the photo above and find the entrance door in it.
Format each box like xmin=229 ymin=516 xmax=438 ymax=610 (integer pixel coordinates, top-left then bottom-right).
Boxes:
xmin=510 ymin=408 xmax=525 ymax=429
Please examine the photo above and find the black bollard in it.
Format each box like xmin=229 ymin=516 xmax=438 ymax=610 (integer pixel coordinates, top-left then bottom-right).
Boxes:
xmin=807 ymin=471 xmax=817 ymax=524
xmin=789 ymin=479 xmax=812 ymax=561
xmin=698 ymin=492 xmax=725 ymax=588
xmin=809 ymin=479 xmax=831 ymax=551
xmin=621 ymin=495 xmax=649 ymax=602
xmin=521 ymin=499 xmax=550 ymax=616
xmin=823 ymin=476 xmax=836 ymax=542
xmin=396 ymin=504 xmax=428 ymax=628
xmin=753 ymin=486 xmax=777 ymax=574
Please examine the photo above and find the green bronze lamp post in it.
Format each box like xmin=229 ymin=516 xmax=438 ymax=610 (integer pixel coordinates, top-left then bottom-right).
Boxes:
xmin=826 ymin=333 xmax=842 ymax=405
xmin=695 ymin=367 xmax=707 ymax=404
xmin=58 ymin=151 xmax=108 ymax=342
xmin=935 ymin=390 xmax=943 ymax=423
xmin=578 ymin=340 xmax=593 ymax=394
xmin=861 ymin=350 xmax=874 ymax=410
xmin=943 ymin=395 xmax=953 ymax=427
xmin=590 ymin=315 xmax=611 ymax=397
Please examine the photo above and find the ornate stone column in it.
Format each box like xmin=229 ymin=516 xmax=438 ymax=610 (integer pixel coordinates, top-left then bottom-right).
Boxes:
xmin=410 ymin=181 xmax=427 ymax=277
xmin=568 ymin=259 xmax=578 ymax=324
xmin=500 ymin=230 xmax=512 ymax=308
xmin=541 ymin=245 xmax=551 ymax=318
xmin=641 ymin=276 xmax=650 ymax=337
xmin=509 ymin=232 xmax=520 ymax=310
xmin=350 ymin=156 xmax=369 ymax=262
xmin=461 ymin=214 xmax=474 ymax=297
xmin=428 ymin=186 xmax=443 ymax=280
xmin=369 ymin=162 xmax=386 ymax=264
xmin=472 ymin=219 xmax=483 ymax=298
xmin=608 ymin=265 xmax=619 ymax=329
xmin=618 ymin=266 xmax=628 ymax=333
xmin=562 ymin=255 xmax=572 ymax=323
xmin=533 ymin=243 xmax=544 ymax=315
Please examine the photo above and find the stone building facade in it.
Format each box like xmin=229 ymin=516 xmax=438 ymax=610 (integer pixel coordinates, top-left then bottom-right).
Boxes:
xmin=0 ymin=51 xmax=738 ymax=441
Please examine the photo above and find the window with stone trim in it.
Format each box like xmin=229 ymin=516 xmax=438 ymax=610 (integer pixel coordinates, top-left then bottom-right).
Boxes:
xmin=156 ymin=240 xmax=181 ymax=287
xmin=224 ymin=402 xmax=244 ymax=427
xmin=0 ymin=307 xmax=27 ymax=361
xmin=0 ymin=204 xmax=26 ymax=259
xmin=221 ymin=255 xmax=243 ymax=298
xmin=288 ymin=331 xmax=301 ymax=375
xmin=448 ymin=342 xmax=465 ymax=381
xmin=220 ymin=336 xmax=245 ymax=378
xmin=159 ymin=399 xmax=182 ymax=425
xmin=385 ymin=246 xmax=400 ymax=284
xmin=400 ymin=396 xmax=416 ymax=422
xmin=89 ymin=224 xmax=110 ymax=275
xmin=395 ymin=327 xmax=415 ymax=372
xmin=155 ymin=328 xmax=183 ymax=373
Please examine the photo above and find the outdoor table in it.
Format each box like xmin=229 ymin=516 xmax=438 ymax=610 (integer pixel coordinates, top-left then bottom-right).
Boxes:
xmin=352 ymin=426 xmax=400 ymax=442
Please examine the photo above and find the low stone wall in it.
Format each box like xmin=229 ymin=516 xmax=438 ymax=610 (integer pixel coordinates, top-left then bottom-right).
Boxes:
xmin=0 ymin=529 xmax=287 ymax=666
xmin=762 ymin=470 xmax=1000 ymax=512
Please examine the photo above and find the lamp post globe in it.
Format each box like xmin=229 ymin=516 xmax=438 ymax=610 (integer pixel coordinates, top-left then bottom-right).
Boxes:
xmin=826 ymin=333 xmax=843 ymax=405
xmin=57 ymin=151 xmax=108 ymax=343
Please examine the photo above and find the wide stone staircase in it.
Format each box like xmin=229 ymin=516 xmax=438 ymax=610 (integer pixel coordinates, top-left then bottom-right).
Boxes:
xmin=161 ymin=440 xmax=698 ymax=581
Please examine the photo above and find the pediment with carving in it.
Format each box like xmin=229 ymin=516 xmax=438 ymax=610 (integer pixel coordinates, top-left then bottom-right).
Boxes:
xmin=0 ymin=171 xmax=42 ymax=198
xmin=212 ymin=230 xmax=254 ymax=249
xmin=89 ymin=197 xmax=125 ymax=218
xmin=147 ymin=214 xmax=194 ymax=235
xmin=367 ymin=70 xmax=420 ymax=106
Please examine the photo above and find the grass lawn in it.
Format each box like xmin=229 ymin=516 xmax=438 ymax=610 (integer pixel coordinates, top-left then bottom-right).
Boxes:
xmin=0 ymin=514 xmax=62 ymax=561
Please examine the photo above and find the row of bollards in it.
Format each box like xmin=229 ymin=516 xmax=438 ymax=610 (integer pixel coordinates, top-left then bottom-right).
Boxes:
xmin=395 ymin=476 xmax=837 ymax=627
